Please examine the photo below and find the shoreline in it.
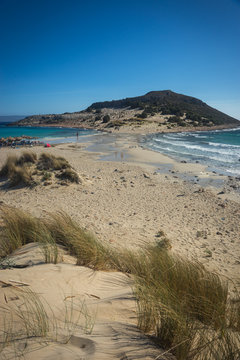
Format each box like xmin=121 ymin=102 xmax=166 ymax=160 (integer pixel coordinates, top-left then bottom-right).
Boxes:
xmin=82 ymin=131 xmax=240 ymax=201
xmin=3 ymin=122 xmax=240 ymax=178
xmin=2 ymin=126 xmax=240 ymax=196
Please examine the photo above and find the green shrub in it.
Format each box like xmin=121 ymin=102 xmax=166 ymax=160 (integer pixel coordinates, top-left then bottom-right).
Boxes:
xmin=41 ymin=171 xmax=52 ymax=181
xmin=56 ymin=168 xmax=80 ymax=184
xmin=102 ymin=114 xmax=110 ymax=123
xmin=138 ymin=111 xmax=148 ymax=119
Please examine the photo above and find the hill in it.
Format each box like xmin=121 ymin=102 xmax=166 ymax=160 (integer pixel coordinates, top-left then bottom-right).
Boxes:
xmin=12 ymin=90 xmax=239 ymax=132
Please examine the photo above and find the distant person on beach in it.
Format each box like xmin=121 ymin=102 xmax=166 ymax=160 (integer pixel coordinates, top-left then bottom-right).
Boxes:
xmin=76 ymin=131 xmax=79 ymax=139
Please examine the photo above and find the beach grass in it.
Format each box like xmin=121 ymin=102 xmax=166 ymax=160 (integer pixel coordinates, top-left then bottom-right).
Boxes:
xmin=0 ymin=155 xmax=18 ymax=177
xmin=0 ymin=152 xmax=36 ymax=187
xmin=0 ymin=206 xmax=239 ymax=359
xmin=44 ymin=211 xmax=112 ymax=269
xmin=0 ymin=152 xmax=79 ymax=187
xmin=37 ymin=153 xmax=70 ymax=171
xmin=55 ymin=168 xmax=80 ymax=183
xmin=134 ymin=243 xmax=240 ymax=359
xmin=8 ymin=165 xmax=35 ymax=187
xmin=16 ymin=151 xmax=37 ymax=165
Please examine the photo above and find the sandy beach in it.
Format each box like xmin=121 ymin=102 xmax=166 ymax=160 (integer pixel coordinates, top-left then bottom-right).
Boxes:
xmin=1 ymin=133 xmax=239 ymax=280
xmin=0 ymin=132 xmax=239 ymax=359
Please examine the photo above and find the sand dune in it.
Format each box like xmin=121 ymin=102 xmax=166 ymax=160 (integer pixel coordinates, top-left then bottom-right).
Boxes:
xmin=0 ymin=243 xmax=173 ymax=359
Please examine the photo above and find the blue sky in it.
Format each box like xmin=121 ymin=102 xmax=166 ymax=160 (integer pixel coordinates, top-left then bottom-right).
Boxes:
xmin=0 ymin=0 xmax=239 ymax=118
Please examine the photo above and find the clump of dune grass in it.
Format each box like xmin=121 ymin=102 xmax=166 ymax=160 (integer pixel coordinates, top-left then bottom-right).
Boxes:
xmin=0 ymin=152 xmax=37 ymax=179
xmin=0 ymin=155 xmax=18 ymax=178
xmin=0 ymin=152 xmax=80 ymax=188
xmin=0 ymin=207 xmax=46 ymax=257
xmin=0 ymin=207 xmax=112 ymax=270
xmin=8 ymin=165 xmax=35 ymax=187
xmin=0 ymin=288 xmax=50 ymax=358
xmin=0 ymin=153 xmax=37 ymax=188
xmin=44 ymin=212 xmax=112 ymax=269
xmin=56 ymin=168 xmax=80 ymax=184
xmin=134 ymin=243 xmax=240 ymax=359
xmin=17 ymin=151 xmax=37 ymax=165
xmin=37 ymin=153 xmax=71 ymax=171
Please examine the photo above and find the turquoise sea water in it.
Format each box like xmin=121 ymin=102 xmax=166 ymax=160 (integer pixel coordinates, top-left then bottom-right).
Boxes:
xmin=2 ymin=123 xmax=240 ymax=176
xmin=0 ymin=124 xmax=97 ymax=144
xmin=142 ymin=127 xmax=240 ymax=176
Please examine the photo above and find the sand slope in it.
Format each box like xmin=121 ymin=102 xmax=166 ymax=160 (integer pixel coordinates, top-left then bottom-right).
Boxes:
xmin=0 ymin=243 xmax=175 ymax=359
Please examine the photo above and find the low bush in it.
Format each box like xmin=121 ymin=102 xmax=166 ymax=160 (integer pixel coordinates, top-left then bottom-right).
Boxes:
xmin=102 ymin=114 xmax=110 ymax=123
xmin=41 ymin=171 xmax=52 ymax=181
xmin=56 ymin=168 xmax=80 ymax=183
xmin=138 ymin=111 xmax=148 ymax=119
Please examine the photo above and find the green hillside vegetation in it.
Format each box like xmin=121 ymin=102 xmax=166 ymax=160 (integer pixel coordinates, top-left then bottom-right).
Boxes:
xmin=12 ymin=90 xmax=239 ymax=129
xmin=88 ymin=90 xmax=239 ymax=126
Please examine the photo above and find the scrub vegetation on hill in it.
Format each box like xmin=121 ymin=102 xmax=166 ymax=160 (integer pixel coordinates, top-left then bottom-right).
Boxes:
xmin=11 ymin=90 xmax=239 ymax=130
xmin=88 ymin=90 xmax=239 ymax=127
xmin=0 ymin=206 xmax=239 ymax=359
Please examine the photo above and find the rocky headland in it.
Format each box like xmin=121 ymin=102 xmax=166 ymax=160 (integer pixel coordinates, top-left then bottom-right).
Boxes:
xmin=10 ymin=90 xmax=239 ymax=133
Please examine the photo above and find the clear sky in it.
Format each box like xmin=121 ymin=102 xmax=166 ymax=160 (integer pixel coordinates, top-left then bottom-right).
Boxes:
xmin=0 ymin=0 xmax=239 ymax=118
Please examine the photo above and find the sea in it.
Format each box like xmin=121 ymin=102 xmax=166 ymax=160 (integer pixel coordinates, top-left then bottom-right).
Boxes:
xmin=142 ymin=127 xmax=240 ymax=177
xmin=0 ymin=123 xmax=97 ymax=144
xmin=1 ymin=121 xmax=240 ymax=177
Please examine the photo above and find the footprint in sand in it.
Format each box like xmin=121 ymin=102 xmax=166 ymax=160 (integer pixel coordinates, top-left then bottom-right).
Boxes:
xmin=68 ymin=335 xmax=96 ymax=355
